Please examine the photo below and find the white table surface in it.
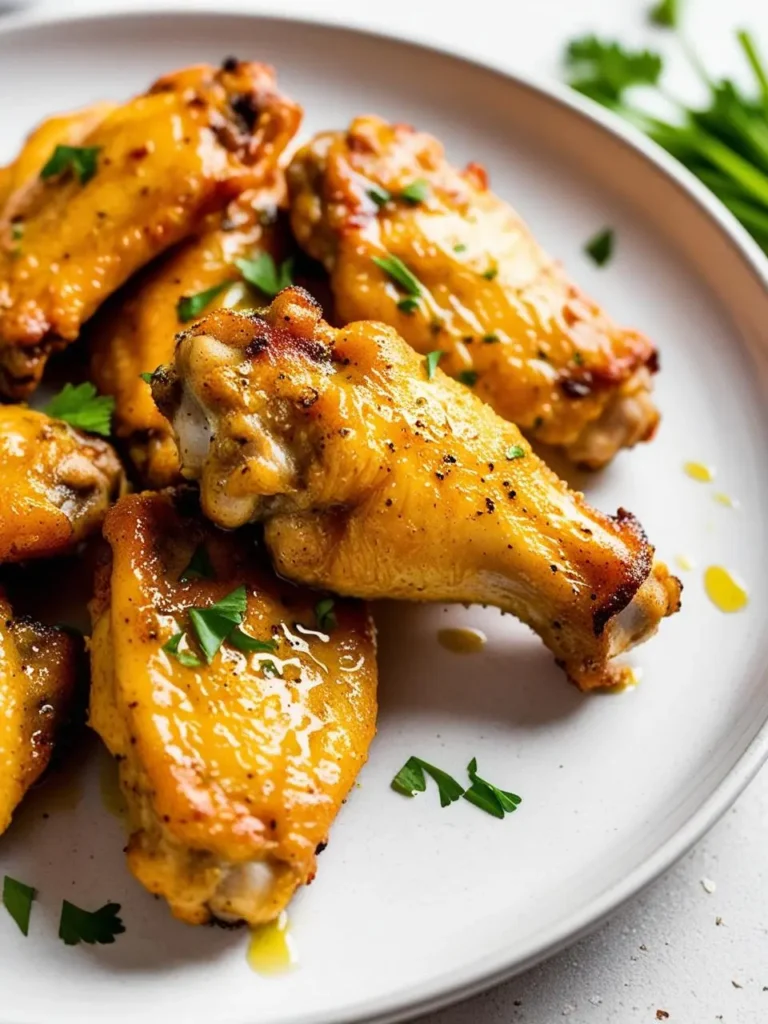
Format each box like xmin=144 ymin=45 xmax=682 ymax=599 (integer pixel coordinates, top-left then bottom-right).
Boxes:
xmin=6 ymin=1 xmax=768 ymax=1021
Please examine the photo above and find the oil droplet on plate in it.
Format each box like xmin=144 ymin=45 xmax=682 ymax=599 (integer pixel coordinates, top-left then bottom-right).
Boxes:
xmin=713 ymin=491 xmax=738 ymax=509
xmin=675 ymin=554 xmax=695 ymax=572
xmin=437 ymin=627 xmax=487 ymax=654
xmin=247 ymin=912 xmax=297 ymax=975
xmin=684 ymin=461 xmax=715 ymax=483
xmin=704 ymin=566 xmax=748 ymax=613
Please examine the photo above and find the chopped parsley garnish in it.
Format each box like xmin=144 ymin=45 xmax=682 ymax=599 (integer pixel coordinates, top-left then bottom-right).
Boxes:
xmin=315 ymin=597 xmax=337 ymax=633
xmin=3 ymin=876 xmax=36 ymax=936
xmin=458 ymin=369 xmax=478 ymax=387
xmin=236 ymin=253 xmax=294 ymax=298
xmin=179 ymin=543 xmax=215 ymax=582
xmin=505 ymin=444 xmax=526 ymax=460
xmin=139 ymin=371 xmax=154 ymax=384
xmin=58 ymin=900 xmax=125 ymax=946
xmin=11 ymin=222 xmax=23 ymax=242
xmin=45 ymin=382 xmax=114 ymax=436
xmin=648 ymin=0 xmax=677 ymax=28
xmin=564 ymin=28 xmax=768 ymax=257
xmin=482 ymin=333 xmax=500 ymax=344
xmin=399 ymin=178 xmax=430 ymax=204
xmin=367 ymin=183 xmax=391 ymax=207
xmin=453 ymin=243 xmax=467 ymax=253
xmin=177 ymin=280 xmax=233 ymax=323
xmin=482 ymin=265 xmax=498 ymax=281
xmin=261 ymin=660 xmax=282 ymax=678
xmin=397 ymin=296 xmax=420 ymax=314
xmin=188 ymin=585 xmax=247 ymax=663
xmin=424 ymin=350 xmax=442 ymax=380
xmin=229 ymin=627 xmax=278 ymax=653
xmin=462 ymin=758 xmax=522 ymax=819
xmin=573 ymin=351 xmax=584 ymax=366
xmin=162 ymin=631 xmax=202 ymax=668
xmin=391 ymin=756 xmax=464 ymax=807
xmin=372 ymin=254 xmax=422 ymax=297
xmin=40 ymin=145 xmax=101 ymax=186
xmin=584 ymin=228 xmax=614 ymax=267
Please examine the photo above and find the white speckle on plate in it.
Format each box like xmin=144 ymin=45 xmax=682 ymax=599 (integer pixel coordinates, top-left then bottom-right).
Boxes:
xmin=701 ymin=877 xmax=717 ymax=894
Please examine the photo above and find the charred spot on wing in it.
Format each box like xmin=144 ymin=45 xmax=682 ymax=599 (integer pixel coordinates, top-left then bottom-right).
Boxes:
xmin=591 ymin=508 xmax=653 ymax=636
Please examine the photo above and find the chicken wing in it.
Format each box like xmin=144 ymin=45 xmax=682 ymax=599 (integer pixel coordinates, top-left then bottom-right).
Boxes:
xmin=89 ymin=491 xmax=377 ymax=926
xmin=0 ymin=590 xmax=81 ymax=836
xmin=89 ymin=190 xmax=288 ymax=488
xmin=0 ymin=406 xmax=123 ymax=563
xmin=0 ymin=102 xmax=115 ymax=217
xmin=288 ymin=116 xmax=659 ymax=468
xmin=0 ymin=60 xmax=301 ymax=398
xmin=153 ymin=288 xmax=680 ymax=690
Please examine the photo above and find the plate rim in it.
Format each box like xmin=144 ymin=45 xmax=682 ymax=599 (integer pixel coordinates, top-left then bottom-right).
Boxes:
xmin=1 ymin=5 xmax=767 ymax=1024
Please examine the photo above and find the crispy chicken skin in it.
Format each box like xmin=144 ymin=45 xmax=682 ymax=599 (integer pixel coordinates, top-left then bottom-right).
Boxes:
xmin=287 ymin=116 xmax=659 ymax=468
xmin=153 ymin=289 xmax=681 ymax=690
xmin=0 ymin=102 xmax=115 ymax=215
xmin=89 ymin=190 xmax=287 ymax=488
xmin=0 ymin=407 xmax=124 ymax=563
xmin=89 ymin=491 xmax=377 ymax=926
xmin=0 ymin=589 xmax=81 ymax=836
xmin=0 ymin=60 xmax=301 ymax=398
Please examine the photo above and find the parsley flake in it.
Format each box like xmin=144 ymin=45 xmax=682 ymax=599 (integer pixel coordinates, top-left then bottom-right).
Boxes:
xmin=261 ymin=659 xmax=282 ymax=678
xmin=573 ymin=351 xmax=584 ymax=366
xmin=453 ymin=243 xmax=467 ymax=253
xmin=483 ymin=333 xmax=500 ymax=344
xmin=391 ymin=756 xmax=465 ymax=807
xmin=179 ymin=543 xmax=215 ymax=582
xmin=2 ymin=876 xmax=36 ymax=936
xmin=236 ymin=253 xmax=294 ymax=299
xmin=45 ymin=382 xmax=114 ymax=436
xmin=11 ymin=221 xmax=23 ymax=243
xmin=372 ymin=254 xmax=422 ymax=297
xmin=399 ymin=178 xmax=430 ymax=204
xmin=424 ymin=350 xmax=442 ymax=379
xmin=41 ymin=145 xmax=101 ymax=186
xmin=462 ymin=757 xmax=522 ymax=819
xmin=584 ymin=228 xmax=614 ymax=267
xmin=648 ymin=0 xmax=677 ymax=28
xmin=505 ymin=444 xmax=525 ymax=460
xmin=367 ymin=183 xmax=391 ymax=207
xmin=482 ymin=265 xmax=498 ymax=281
xmin=188 ymin=585 xmax=247 ymax=663
xmin=58 ymin=900 xmax=125 ymax=946
xmin=162 ymin=632 xmax=202 ymax=668
xmin=139 ymin=371 xmax=154 ymax=384
xmin=229 ymin=627 xmax=279 ymax=654
xmin=315 ymin=597 xmax=337 ymax=633
xmin=397 ymin=296 xmax=420 ymax=314
xmin=177 ymin=280 xmax=233 ymax=323
xmin=458 ymin=369 xmax=478 ymax=387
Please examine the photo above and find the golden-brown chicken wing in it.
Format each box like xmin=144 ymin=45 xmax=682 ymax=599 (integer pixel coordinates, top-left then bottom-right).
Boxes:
xmin=153 ymin=289 xmax=680 ymax=690
xmin=0 ymin=60 xmax=301 ymax=398
xmin=0 ymin=589 xmax=81 ymax=835
xmin=0 ymin=406 xmax=123 ymax=562
xmin=288 ymin=116 xmax=659 ymax=468
xmin=89 ymin=190 xmax=288 ymax=488
xmin=0 ymin=102 xmax=115 ymax=216
xmin=89 ymin=490 xmax=377 ymax=926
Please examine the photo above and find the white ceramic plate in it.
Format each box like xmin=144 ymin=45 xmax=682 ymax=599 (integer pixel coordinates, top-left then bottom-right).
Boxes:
xmin=1 ymin=6 xmax=768 ymax=1024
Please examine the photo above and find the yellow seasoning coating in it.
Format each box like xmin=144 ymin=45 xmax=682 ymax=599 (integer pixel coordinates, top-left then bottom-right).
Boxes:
xmin=704 ymin=566 xmax=748 ymax=613
xmin=437 ymin=627 xmax=487 ymax=654
xmin=247 ymin=912 xmax=297 ymax=975
xmin=675 ymin=554 xmax=695 ymax=572
xmin=684 ymin=461 xmax=715 ymax=483
xmin=713 ymin=492 xmax=738 ymax=509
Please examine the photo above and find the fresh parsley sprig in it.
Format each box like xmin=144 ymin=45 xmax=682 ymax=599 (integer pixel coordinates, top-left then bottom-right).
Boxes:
xmin=41 ymin=145 xmax=101 ymax=186
xmin=45 ymin=382 xmax=115 ymax=437
xmin=177 ymin=281 xmax=235 ymax=323
xmin=564 ymin=17 xmax=768 ymax=255
xmin=236 ymin=253 xmax=294 ymax=299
